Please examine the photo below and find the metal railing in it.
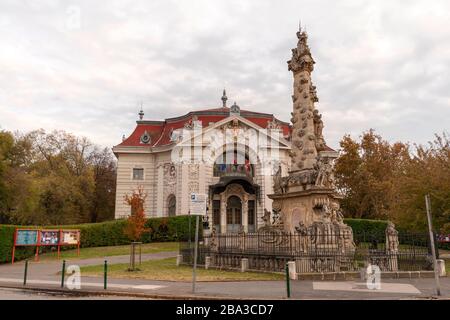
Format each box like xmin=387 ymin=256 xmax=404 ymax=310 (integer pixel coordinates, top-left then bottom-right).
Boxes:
xmin=179 ymin=231 xmax=432 ymax=273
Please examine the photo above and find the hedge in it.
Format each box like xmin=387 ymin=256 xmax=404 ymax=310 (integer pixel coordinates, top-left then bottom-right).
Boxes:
xmin=143 ymin=215 xmax=203 ymax=242
xmin=343 ymin=218 xmax=389 ymax=235
xmin=0 ymin=225 xmax=36 ymax=264
xmin=0 ymin=215 xmax=201 ymax=264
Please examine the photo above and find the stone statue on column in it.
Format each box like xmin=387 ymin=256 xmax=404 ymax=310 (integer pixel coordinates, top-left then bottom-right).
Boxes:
xmin=385 ymin=222 xmax=399 ymax=253
xmin=385 ymin=221 xmax=399 ymax=271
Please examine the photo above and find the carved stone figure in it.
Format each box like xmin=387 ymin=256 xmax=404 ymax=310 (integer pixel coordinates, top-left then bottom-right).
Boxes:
xmin=385 ymin=221 xmax=399 ymax=253
xmin=272 ymin=206 xmax=282 ymax=226
xmin=315 ymin=156 xmax=334 ymax=188
xmin=189 ymin=182 xmax=199 ymax=193
xmin=295 ymin=221 xmax=307 ymax=235
xmin=295 ymin=221 xmax=308 ymax=253
xmin=273 ymin=165 xmax=284 ymax=194
xmin=321 ymin=203 xmax=333 ymax=223
xmin=330 ymin=202 xmax=344 ymax=224
xmin=310 ymin=85 xmax=319 ymax=102
xmin=313 ymin=110 xmax=325 ymax=150
xmin=169 ymin=164 xmax=176 ymax=178
xmin=287 ymin=31 xmax=315 ymax=73
xmin=188 ymin=164 xmax=199 ymax=179
xmin=262 ymin=209 xmax=271 ymax=227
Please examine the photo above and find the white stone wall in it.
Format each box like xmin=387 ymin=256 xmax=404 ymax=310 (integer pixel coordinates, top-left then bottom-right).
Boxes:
xmin=114 ymin=153 xmax=155 ymax=218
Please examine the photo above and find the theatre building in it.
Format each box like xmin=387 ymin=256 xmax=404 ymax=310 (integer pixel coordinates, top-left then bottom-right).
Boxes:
xmin=112 ymin=91 xmax=296 ymax=234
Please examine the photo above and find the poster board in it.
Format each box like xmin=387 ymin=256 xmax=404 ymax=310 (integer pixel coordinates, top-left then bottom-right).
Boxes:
xmin=190 ymin=193 xmax=207 ymax=216
xmin=15 ymin=229 xmax=39 ymax=246
xmin=61 ymin=230 xmax=80 ymax=245
xmin=39 ymin=230 xmax=60 ymax=246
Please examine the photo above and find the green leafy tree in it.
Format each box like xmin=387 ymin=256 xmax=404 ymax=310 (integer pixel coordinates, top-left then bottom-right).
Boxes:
xmin=0 ymin=129 xmax=117 ymax=225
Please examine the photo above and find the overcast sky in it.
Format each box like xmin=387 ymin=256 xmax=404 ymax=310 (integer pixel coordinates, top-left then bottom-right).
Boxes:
xmin=0 ymin=0 xmax=449 ymax=150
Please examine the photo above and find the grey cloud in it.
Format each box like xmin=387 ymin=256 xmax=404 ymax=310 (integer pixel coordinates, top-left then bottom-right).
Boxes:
xmin=0 ymin=0 xmax=449 ymax=149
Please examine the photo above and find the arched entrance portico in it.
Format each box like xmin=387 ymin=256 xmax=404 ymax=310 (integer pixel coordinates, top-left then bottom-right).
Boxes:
xmin=209 ymin=146 xmax=259 ymax=234
xmin=210 ymin=182 xmax=257 ymax=234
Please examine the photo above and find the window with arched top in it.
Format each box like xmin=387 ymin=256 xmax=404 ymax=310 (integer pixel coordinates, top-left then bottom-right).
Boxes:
xmin=167 ymin=195 xmax=176 ymax=217
xmin=226 ymin=195 xmax=242 ymax=233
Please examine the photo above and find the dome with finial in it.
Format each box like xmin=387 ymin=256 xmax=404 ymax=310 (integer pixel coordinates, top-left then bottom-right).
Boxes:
xmin=230 ymin=101 xmax=240 ymax=116
xmin=138 ymin=108 xmax=144 ymax=120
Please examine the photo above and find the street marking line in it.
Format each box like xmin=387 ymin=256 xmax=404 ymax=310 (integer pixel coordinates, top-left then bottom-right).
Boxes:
xmin=313 ymin=281 xmax=421 ymax=294
xmin=132 ymin=285 xmax=164 ymax=290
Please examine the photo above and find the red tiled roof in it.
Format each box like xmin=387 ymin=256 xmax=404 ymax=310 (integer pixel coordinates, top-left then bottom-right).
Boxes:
xmin=116 ymin=106 xmax=293 ymax=148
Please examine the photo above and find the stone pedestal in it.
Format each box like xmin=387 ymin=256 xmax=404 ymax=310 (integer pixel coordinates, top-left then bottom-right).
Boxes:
xmin=269 ymin=187 xmax=342 ymax=234
xmin=437 ymin=259 xmax=446 ymax=277
xmin=176 ymin=254 xmax=183 ymax=266
xmin=241 ymin=258 xmax=249 ymax=272
xmin=288 ymin=261 xmax=297 ymax=280
xmin=205 ymin=256 xmax=211 ymax=270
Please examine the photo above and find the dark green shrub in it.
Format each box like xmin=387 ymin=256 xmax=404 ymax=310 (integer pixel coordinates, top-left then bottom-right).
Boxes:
xmin=344 ymin=218 xmax=388 ymax=235
xmin=0 ymin=225 xmax=36 ymax=263
xmin=143 ymin=215 xmax=202 ymax=242
xmin=344 ymin=218 xmax=388 ymax=244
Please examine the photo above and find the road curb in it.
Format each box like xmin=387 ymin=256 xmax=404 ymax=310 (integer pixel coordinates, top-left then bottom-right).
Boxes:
xmin=0 ymin=283 xmax=276 ymax=300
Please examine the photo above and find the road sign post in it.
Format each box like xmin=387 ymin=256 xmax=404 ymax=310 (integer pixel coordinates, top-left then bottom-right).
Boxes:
xmin=192 ymin=215 xmax=200 ymax=293
xmin=425 ymin=194 xmax=441 ymax=296
xmin=61 ymin=260 xmax=66 ymax=288
xmin=104 ymin=260 xmax=108 ymax=290
xmin=23 ymin=260 xmax=28 ymax=286
xmin=189 ymin=193 xmax=207 ymax=293
xmin=285 ymin=263 xmax=291 ymax=298
xmin=188 ymin=210 xmax=191 ymax=250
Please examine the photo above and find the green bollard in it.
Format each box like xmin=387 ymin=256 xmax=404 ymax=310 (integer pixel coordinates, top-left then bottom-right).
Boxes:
xmin=23 ymin=260 xmax=28 ymax=286
xmin=104 ymin=260 xmax=107 ymax=290
xmin=61 ymin=260 xmax=66 ymax=288
xmin=285 ymin=263 xmax=291 ymax=299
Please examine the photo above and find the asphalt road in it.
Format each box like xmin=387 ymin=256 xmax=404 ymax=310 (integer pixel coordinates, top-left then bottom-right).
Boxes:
xmin=0 ymin=287 xmax=145 ymax=300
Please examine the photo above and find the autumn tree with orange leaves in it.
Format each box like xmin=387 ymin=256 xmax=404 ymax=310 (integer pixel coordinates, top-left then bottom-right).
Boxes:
xmin=123 ymin=186 xmax=149 ymax=242
xmin=335 ymin=130 xmax=450 ymax=233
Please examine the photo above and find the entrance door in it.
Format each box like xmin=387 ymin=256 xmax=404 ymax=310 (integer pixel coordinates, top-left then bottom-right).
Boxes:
xmin=226 ymin=196 xmax=242 ymax=233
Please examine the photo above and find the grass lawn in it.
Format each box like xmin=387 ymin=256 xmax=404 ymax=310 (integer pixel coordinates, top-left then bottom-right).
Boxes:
xmin=81 ymin=257 xmax=285 ymax=282
xmin=38 ymin=242 xmax=180 ymax=261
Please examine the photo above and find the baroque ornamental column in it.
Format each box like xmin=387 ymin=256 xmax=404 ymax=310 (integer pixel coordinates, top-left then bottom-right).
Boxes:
xmin=268 ymin=27 xmax=350 ymax=236
xmin=287 ymin=28 xmax=325 ymax=172
xmin=220 ymin=193 xmax=227 ymax=234
xmin=242 ymin=194 xmax=249 ymax=233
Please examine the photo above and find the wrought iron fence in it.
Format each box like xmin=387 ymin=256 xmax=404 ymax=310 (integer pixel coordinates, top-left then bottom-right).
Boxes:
xmin=179 ymin=231 xmax=433 ymax=273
